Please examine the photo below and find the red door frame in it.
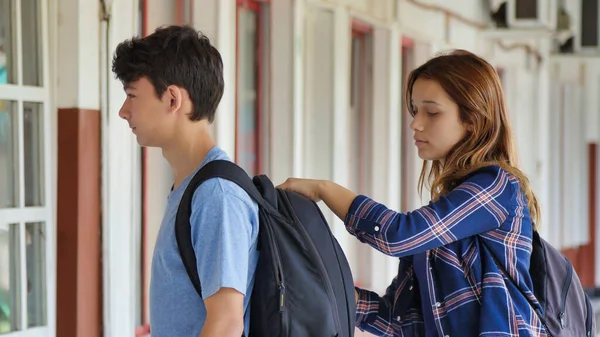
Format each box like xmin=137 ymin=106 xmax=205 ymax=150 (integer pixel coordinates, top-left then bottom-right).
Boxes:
xmin=235 ymin=0 xmax=269 ymax=175
xmin=562 ymin=144 xmax=597 ymax=287
xmin=584 ymin=143 xmax=597 ymax=287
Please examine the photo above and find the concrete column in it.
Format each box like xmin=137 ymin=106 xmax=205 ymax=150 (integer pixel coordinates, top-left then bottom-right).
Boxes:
xmin=270 ymin=0 xmax=296 ymax=184
xmin=331 ymin=5 xmax=351 ymax=256
xmin=534 ymin=38 xmax=552 ymax=243
xmin=55 ymin=0 xmax=102 ymax=336
xmin=368 ymin=27 xmax=393 ymax=293
xmin=385 ymin=25 xmax=403 ymax=287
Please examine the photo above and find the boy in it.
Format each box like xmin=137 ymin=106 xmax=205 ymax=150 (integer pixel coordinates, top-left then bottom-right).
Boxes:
xmin=112 ymin=25 xmax=259 ymax=337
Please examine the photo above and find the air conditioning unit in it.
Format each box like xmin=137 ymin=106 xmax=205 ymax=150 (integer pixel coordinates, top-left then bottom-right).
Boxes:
xmin=506 ymin=0 xmax=557 ymax=29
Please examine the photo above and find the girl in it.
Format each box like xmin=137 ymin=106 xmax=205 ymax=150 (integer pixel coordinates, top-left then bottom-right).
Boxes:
xmin=278 ymin=50 xmax=546 ymax=336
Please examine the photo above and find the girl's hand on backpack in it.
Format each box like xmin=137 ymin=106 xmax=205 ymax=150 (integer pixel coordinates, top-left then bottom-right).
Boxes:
xmin=277 ymin=178 xmax=324 ymax=202
xmin=279 ymin=178 xmax=358 ymax=223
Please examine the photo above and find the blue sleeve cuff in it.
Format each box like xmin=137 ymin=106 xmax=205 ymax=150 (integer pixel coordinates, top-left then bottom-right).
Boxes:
xmin=344 ymin=195 xmax=384 ymax=239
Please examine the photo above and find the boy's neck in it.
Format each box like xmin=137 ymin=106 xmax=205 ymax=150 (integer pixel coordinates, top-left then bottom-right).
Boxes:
xmin=162 ymin=122 xmax=215 ymax=190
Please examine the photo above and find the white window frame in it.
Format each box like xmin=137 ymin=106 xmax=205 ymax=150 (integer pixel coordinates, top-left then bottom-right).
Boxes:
xmin=0 ymin=0 xmax=54 ymax=336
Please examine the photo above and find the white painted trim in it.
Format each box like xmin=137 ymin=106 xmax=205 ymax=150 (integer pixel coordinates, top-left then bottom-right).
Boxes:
xmin=585 ymin=62 xmax=600 ymax=142
xmin=43 ymin=0 xmax=58 ymax=337
xmin=304 ymin=0 xmax=335 ymax=11
xmin=16 ymin=99 xmax=24 ymax=210
xmin=44 ymin=0 xmax=57 ymax=333
xmin=306 ymin=0 xmax=395 ymax=30
xmin=386 ymin=26 xmax=402 ymax=284
xmin=330 ymin=6 xmax=350 ymax=252
xmin=269 ymin=0 xmax=296 ymax=184
xmin=0 ymin=208 xmax=49 ymax=225
xmin=3 ymin=327 xmax=50 ymax=337
xmin=533 ymin=38 xmax=554 ymax=244
xmin=15 ymin=0 xmax=23 ymax=86
xmin=100 ymin=12 xmax=112 ymax=337
xmin=0 ymin=85 xmax=48 ymax=102
xmin=369 ymin=26 xmax=392 ymax=293
xmin=292 ymin=0 xmax=305 ymax=177
xmin=18 ymin=222 xmax=27 ymax=329
xmin=214 ymin=0 xmax=237 ymax=158
xmin=480 ymin=28 xmax=554 ymax=40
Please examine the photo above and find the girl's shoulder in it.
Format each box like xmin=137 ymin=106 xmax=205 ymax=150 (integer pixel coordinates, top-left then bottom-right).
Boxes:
xmin=463 ymin=164 xmax=514 ymax=184
xmin=459 ymin=164 xmax=521 ymax=199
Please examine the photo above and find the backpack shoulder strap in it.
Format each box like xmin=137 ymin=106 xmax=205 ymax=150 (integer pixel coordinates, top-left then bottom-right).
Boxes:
xmin=174 ymin=159 xmax=266 ymax=298
xmin=479 ymin=235 xmax=547 ymax=323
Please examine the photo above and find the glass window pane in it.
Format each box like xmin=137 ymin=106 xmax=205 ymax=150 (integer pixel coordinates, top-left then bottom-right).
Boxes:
xmin=23 ymin=102 xmax=43 ymax=207
xmin=21 ymin=0 xmax=43 ymax=86
xmin=236 ymin=7 xmax=259 ymax=176
xmin=0 ymin=0 xmax=16 ymax=84
xmin=515 ymin=0 xmax=538 ymax=19
xmin=581 ymin=0 xmax=599 ymax=47
xmin=0 ymin=223 xmax=22 ymax=333
xmin=0 ymin=100 xmax=18 ymax=208
xmin=25 ymin=222 xmax=45 ymax=328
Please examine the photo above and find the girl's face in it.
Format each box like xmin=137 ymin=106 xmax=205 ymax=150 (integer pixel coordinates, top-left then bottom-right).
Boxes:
xmin=410 ymin=78 xmax=468 ymax=162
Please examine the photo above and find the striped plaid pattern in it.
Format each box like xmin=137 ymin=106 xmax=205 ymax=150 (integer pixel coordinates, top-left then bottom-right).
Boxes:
xmin=345 ymin=166 xmax=547 ymax=337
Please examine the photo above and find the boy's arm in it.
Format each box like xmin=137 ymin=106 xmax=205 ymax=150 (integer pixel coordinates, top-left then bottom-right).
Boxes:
xmin=190 ymin=179 xmax=259 ymax=337
xmin=201 ymin=288 xmax=245 ymax=337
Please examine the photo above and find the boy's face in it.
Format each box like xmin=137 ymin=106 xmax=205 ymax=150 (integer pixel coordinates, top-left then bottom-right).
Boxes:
xmin=119 ymin=76 xmax=174 ymax=147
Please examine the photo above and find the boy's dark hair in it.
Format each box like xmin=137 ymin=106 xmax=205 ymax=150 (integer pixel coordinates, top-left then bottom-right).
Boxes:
xmin=112 ymin=25 xmax=223 ymax=122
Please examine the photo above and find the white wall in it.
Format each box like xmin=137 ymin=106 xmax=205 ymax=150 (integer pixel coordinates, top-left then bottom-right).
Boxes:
xmin=56 ymin=0 xmax=100 ymax=110
xmin=546 ymin=56 xmax=594 ymax=252
xmin=269 ymin=0 xmax=296 ymax=183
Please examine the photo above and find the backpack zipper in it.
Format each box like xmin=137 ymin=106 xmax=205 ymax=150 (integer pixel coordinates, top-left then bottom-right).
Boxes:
xmin=279 ymin=191 xmax=343 ymax=335
xmin=585 ymin=294 xmax=593 ymax=336
xmin=263 ymin=213 xmax=289 ymax=335
xmin=558 ymin=262 xmax=573 ymax=329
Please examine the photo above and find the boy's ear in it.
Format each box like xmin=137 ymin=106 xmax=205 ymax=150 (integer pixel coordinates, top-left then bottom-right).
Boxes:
xmin=166 ymin=85 xmax=183 ymax=113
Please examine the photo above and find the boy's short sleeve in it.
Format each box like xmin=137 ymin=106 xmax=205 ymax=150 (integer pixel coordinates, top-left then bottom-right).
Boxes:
xmin=189 ymin=178 xmax=258 ymax=299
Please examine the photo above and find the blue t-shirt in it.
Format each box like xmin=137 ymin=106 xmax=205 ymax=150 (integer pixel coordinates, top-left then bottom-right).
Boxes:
xmin=149 ymin=146 xmax=260 ymax=336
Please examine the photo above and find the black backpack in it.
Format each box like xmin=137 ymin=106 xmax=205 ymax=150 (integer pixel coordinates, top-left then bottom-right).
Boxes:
xmin=528 ymin=231 xmax=595 ymax=336
xmin=175 ymin=160 xmax=356 ymax=337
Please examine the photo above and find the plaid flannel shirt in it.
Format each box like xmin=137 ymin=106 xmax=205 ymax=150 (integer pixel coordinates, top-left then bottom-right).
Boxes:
xmin=345 ymin=165 xmax=548 ymax=337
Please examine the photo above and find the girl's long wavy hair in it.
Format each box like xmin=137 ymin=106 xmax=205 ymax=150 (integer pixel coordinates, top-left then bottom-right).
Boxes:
xmin=405 ymin=49 xmax=540 ymax=226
